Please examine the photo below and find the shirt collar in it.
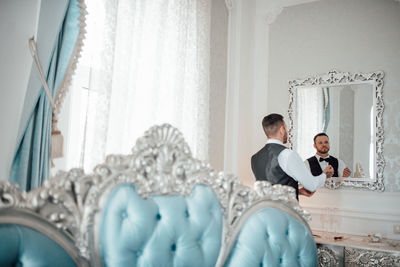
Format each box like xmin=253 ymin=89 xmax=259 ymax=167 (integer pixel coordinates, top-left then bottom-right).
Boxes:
xmin=266 ymin=139 xmax=285 ymax=146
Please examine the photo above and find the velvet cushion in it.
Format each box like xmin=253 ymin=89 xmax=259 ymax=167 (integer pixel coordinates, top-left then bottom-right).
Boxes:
xmin=99 ymin=184 xmax=223 ymax=267
xmin=0 ymin=224 xmax=76 ymax=267
xmin=224 ymin=207 xmax=317 ymax=267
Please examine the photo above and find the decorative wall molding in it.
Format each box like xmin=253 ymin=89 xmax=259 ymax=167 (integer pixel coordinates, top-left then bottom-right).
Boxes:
xmin=303 ymin=205 xmax=400 ymax=223
xmin=225 ymin=0 xmax=234 ymax=11
xmin=265 ymin=6 xmax=283 ymax=24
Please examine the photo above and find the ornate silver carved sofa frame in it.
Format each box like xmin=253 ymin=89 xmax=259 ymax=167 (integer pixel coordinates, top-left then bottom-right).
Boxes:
xmin=0 ymin=124 xmax=316 ymax=266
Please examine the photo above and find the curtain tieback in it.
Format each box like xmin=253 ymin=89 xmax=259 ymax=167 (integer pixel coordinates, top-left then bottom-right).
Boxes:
xmin=28 ymin=37 xmax=64 ymax=160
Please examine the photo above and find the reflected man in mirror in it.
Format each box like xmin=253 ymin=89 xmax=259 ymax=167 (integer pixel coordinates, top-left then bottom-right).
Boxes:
xmin=305 ymin=133 xmax=351 ymax=178
xmin=251 ymin=114 xmax=333 ymax=200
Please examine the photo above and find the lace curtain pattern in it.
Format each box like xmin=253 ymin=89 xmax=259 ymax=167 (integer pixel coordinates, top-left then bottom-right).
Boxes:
xmin=61 ymin=0 xmax=211 ymax=172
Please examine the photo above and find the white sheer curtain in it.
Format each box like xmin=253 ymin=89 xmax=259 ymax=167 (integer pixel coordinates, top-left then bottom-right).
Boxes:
xmin=61 ymin=0 xmax=210 ymax=172
xmin=296 ymin=87 xmax=324 ymax=160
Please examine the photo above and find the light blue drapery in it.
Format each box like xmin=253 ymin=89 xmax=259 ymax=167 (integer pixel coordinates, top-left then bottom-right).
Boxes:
xmin=10 ymin=0 xmax=81 ymax=191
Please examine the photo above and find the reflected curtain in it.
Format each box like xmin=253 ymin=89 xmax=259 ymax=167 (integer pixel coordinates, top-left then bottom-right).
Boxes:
xmin=322 ymin=87 xmax=330 ymax=133
xmin=10 ymin=0 xmax=82 ymax=191
xmin=296 ymin=88 xmax=324 ymax=160
xmin=61 ymin=0 xmax=211 ymax=172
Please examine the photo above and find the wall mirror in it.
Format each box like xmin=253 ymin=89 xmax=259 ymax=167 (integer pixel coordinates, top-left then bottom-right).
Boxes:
xmin=287 ymin=70 xmax=385 ymax=191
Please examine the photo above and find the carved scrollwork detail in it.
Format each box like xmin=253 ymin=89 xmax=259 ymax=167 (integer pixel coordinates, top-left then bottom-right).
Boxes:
xmin=318 ymin=246 xmax=339 ymax=267
xmin=288 ymin=70 xmax=385 ymax=191
xmin=325 ymin=178 xmax=342 ymax=190
xmin=0 ymin=182 xmax=22 ymax=209
xmin=265 ymin=6 xmax=283 ymax=25
xmin=228 ymin=181 xmax=310 ymax=228
xmin=224 ymin=0 xmax=234 ymax=10
xmin=345 ymin=247 xmax=400 ymax=267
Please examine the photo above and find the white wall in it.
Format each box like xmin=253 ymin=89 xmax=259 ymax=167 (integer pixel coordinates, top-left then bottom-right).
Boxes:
xmin=0 ymin=0 xmax=40 ymax=181
xmin=209 ymin=0 xmax=228 ymax=172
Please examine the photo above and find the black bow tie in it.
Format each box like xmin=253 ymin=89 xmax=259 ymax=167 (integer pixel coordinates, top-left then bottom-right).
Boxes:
xmin=319 ymin=157 xmax=330 ymax=163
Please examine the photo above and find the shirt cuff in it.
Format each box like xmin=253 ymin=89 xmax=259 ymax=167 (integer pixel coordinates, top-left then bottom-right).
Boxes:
xmin=318 ymin=173 xmax=327 ymax=188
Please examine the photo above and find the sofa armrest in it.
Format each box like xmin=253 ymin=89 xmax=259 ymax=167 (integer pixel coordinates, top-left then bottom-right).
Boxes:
xmin=0 ymin=180 xmax=89 ymax=267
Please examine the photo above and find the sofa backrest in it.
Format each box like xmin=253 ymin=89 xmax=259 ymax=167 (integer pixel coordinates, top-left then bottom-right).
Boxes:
xmin=80 ymin=125 xmax=237 ymax=267
xmin=99 ymin=184 xmax=223 ymax=267
xmin=1 ymin=124 xmax=317 ymax=267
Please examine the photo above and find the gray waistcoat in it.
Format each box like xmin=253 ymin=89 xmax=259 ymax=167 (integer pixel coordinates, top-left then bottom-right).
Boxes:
xmin=251 ymin=143 xmax=299 ymax=199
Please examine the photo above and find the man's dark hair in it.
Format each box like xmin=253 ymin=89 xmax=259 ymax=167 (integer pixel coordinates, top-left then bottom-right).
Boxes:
xmin=313 ymin=132 xmax=329 ymax=143
xmin=262 ymin=113 xmax=284 ymax=137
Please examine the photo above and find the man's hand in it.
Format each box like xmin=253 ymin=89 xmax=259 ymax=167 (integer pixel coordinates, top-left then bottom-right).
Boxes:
xmin=299 ymin=187 xmax=315 ymax=197
xmin=323 ymin=165 xmax=334 ymax=178
xmin=342 ymin=167 xmax=351 ymax=178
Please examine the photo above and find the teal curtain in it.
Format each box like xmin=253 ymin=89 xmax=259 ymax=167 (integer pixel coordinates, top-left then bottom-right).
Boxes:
xmin=10 ymin=0 xmax=81 ymax=191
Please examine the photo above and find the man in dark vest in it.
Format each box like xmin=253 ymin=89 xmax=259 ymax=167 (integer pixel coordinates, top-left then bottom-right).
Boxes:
xmin=251 ymin=113 xmax=334 ymax=200
xmin=305 ymin=133 xmax=351 ymax=177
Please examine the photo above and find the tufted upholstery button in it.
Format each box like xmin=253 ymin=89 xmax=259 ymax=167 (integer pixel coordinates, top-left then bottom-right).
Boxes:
xmin=265 ymin=233 xmax=269 ymax=238
xmin=171 ymin=243 xmax=177 ymax=252
xmin=259 ymin=262 xmax=263 ymax=267
xmin=121 ymin=211 xmax=128 ymax=219
xmin=135 ymin=250 xmax=142 ymax=257
xmin=279 ymin=258 xmax=282 ymax=264
xmin=185 ymin=209 xmax=190 ymax=218
xmin=156 ymin=213 xmax=161 ymax=220
xmin=285 ymin=230 xmax=289 ymax=236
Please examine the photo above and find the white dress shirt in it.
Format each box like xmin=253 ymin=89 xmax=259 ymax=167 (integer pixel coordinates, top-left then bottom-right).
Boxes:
xmin=267 ymin=139 xmax=326 ymax=192
xmin=304 ymin=154 xmax=347 ymax=177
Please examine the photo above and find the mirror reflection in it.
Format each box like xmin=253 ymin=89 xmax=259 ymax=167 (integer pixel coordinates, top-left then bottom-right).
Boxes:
xmin=294 ymin=83 xmax=374 ymax=179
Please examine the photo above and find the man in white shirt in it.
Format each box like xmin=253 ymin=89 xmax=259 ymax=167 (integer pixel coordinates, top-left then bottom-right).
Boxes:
xmin=304 ymin=133 xmax=351 ymax=178
xmin=251 ymin=113 xmax=333 ymax=200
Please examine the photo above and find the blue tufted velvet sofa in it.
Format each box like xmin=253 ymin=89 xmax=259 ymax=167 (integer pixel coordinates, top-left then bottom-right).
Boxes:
xmin=0 ymin=124 xmax=317 ymax=267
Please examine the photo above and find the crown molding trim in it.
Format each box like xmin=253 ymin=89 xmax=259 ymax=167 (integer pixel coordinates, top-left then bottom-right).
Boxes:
xmin=265 ymin=6 xmax=283 ymax=24
xmin=225 ymin=0 xmax=234 ymax=11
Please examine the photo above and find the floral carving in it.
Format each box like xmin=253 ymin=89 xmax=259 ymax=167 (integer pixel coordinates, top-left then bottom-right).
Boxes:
xmin=318 ymin=246 xmax=339 ymax=267
xmin=345 ymin=247 xmax=400 ymax=266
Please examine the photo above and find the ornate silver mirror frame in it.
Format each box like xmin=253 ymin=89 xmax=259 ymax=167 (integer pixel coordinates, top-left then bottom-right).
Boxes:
xmin=288 ymin=70 xmax=385 ymax=191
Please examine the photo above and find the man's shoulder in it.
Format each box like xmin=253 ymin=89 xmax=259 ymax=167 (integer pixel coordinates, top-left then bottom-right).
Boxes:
xmin=328 ymin=155 xmax=339 ymax=162
xmin=251 ymin=145 xmax=268 ymax=160
xmin=306 ymin=155 xmax=317 ymax=162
